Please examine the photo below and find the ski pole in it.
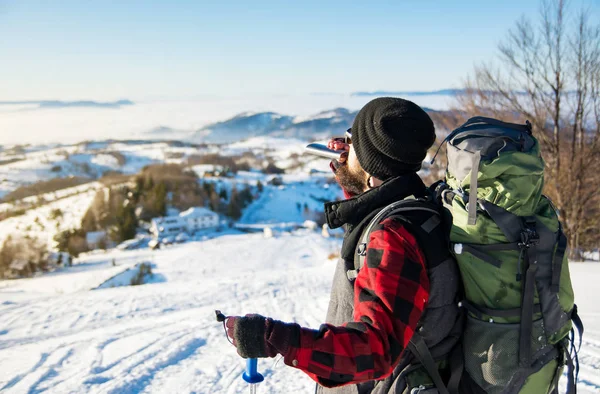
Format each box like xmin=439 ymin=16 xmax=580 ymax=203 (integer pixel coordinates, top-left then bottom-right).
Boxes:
xmin=216 ymin=310 xmax=265 ymax=393
xmin=243 ymin=358 xmax=264 ymax=394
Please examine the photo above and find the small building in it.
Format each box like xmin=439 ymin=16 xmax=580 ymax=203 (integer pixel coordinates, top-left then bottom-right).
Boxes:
xmin=180 ymin=207 xmax=219 ymax=232
xmin=150 ymin=207 xmax=219 ymax=239
xmin=150 ymin=216 xmax=186 ymax=239
xmin=191 ymin=164 xmax=226 ymax=178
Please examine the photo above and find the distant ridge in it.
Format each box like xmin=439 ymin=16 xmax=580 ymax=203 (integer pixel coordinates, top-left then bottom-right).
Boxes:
xmin=187 ymin=106 xmax=458 ymax=143
xmin=0 ymin=99 xmax=134 ymax=109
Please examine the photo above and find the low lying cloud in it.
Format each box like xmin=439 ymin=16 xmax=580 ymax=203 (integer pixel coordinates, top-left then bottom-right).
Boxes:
xmin=0 ymin=94 xmax=455 ymax=146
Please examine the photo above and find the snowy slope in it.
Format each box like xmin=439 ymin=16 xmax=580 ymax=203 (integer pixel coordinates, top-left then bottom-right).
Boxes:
xmin=239 ymin=174 xmax=340 ymax=225
xmin=0 ymin=231 xmax=599 ymax=393
xmin=0 ymin=184 xmax=100 ymax=247
xmin=0 ymin=231 xmax=341 ymax=393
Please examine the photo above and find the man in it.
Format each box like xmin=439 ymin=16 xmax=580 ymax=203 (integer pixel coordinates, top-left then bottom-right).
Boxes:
xmin=224 ymin=97 xmax=460 ymax=393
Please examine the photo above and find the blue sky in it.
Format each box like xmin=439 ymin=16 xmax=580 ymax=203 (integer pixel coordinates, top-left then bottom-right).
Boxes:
xmin=0 ymin=0 xmax=597 ymax=101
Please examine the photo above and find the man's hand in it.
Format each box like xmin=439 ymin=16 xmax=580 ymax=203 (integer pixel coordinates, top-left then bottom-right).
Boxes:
xmin=225 ymin=314 xmax=294 ymax=359
xmin=327 ymin=138 xmax=350 ymax=164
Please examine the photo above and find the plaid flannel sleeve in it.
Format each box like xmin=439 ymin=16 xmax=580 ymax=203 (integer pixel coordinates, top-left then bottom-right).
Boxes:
xmin=281 ymin=218 xmax=430 ymax=387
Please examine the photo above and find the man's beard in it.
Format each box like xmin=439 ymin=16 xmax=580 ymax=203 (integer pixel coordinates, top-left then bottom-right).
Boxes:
xmin=335 ymin=163 xmax=368 ymax=196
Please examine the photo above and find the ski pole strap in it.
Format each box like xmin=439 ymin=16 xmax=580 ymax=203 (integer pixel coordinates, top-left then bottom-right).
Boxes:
xmin=407 ymin=334 xmax=449 ymax=394
xmin=215 ymin=310 xmax=234 ymax=345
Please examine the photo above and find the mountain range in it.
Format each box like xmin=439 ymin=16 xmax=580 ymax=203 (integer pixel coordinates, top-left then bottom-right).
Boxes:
xmin=190 ymin=106 xmax=451 ymax=143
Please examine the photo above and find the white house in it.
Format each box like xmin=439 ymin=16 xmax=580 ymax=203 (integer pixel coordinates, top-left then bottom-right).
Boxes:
xmin=179 ymin=207 xmax=219 ymax=232
xmin=150 ymin=207 xmax=219 ymax=239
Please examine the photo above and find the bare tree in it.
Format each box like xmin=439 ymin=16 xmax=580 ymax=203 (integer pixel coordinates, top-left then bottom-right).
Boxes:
xmin=457 ymin=0 xmax=600 ymax=257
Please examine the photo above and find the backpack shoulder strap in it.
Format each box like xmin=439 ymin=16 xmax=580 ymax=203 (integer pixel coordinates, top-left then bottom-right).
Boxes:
xmin=348 ymin=195 xmax=443 ymax=281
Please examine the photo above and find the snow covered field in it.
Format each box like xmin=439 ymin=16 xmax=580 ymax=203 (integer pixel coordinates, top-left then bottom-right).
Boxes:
xmin=0 ymin=230 xmax=598 ymax=393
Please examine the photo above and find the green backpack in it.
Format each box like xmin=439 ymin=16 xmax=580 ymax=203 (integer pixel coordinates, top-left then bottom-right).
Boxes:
xmin=436 ymin=117 xmax=583 ymax=394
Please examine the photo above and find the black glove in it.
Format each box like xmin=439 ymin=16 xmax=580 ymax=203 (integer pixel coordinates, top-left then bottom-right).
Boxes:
xmin=225 ymin=314 xmax=297 ymax=359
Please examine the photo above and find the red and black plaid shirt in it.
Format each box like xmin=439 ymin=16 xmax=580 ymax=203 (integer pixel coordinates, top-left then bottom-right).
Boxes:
xmin=282 ymin=218 xmax=430 ymax=387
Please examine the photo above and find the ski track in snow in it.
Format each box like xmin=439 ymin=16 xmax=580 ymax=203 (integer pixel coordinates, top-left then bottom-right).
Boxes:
xmin=0 ymin=232 xmax=598 ymax=393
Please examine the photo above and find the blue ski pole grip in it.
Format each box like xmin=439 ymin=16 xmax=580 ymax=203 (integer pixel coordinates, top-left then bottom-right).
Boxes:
xmin=242 ymin=358 xmax=264 ymax=384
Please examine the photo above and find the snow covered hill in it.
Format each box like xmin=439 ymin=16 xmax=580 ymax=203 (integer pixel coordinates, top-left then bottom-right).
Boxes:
xmin=195 ymin=112 xmax=295 ymax=143
xmin=195 ymin=108 xmax=359 ymax=143
xmin=0 ymin=231 xmax=598 ymax=394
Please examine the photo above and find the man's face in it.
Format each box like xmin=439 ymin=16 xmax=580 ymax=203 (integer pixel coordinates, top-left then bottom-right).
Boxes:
xmin=335 ymin=145 xmax=369 ymax=196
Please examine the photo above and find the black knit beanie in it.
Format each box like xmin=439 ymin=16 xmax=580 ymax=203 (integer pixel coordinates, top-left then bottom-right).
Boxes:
xmin=352 ymin=97 xmax=436 ymax=181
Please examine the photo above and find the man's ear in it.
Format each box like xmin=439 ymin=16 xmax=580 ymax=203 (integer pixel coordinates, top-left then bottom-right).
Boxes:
xmin=368 ymin=176 xmax=374 ymax=188
xmin=368 ymin=176 xmax=383 ymax=188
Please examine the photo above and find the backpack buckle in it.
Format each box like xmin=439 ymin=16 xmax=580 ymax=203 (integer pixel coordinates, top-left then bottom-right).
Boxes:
xmin=357 ymin=243 xmax=367 ymax=256
xmin=525 ymin=120 xmax=533 ymax=134
xmin=346 ymin=269 xmax=359 ymax=281
xmin=519 ymin=222 xmax=539 ymax=248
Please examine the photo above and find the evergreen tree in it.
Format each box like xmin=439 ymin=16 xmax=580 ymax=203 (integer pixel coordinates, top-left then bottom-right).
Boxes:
xmin=153 ymin=182 xmax=167 ymax=217
xmin=203 ymin=181 xmax=213 ymax=195
xmin=113 ymin=201 xmax=137 ymax=242
xmin=227 ymin=187 xmax=242 ymax=219
xmin=239 ymin=187 xmax=253 ymax=207
xmin=210 ymin=190 xmax=221 ymax=213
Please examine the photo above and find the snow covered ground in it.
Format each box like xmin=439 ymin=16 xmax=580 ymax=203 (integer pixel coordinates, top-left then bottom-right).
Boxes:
xmin=0 ymin=231 xmax=341 ymax=393
xmin=0 ymin=131 xmax=597 ymax=393
xmin=0 ymin=230 xmax=598 ymax=393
